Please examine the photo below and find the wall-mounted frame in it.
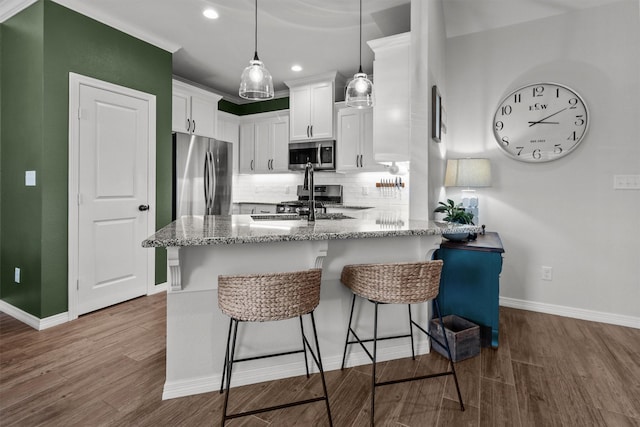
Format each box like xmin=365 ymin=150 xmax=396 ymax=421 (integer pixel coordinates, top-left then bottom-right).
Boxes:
xmin=432 ymin=85 xmax=442 ymax=142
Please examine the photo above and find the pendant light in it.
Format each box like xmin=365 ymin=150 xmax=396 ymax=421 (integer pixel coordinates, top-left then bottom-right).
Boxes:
xmin=345 ymin=0 xmax=374 ymax=108
xmin=239 ymin=0 xmax=274 ymax=100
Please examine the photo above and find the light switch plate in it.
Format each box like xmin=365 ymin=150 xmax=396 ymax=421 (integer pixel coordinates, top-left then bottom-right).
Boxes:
xmin=25 ymin=170 xmax=36 ymax=186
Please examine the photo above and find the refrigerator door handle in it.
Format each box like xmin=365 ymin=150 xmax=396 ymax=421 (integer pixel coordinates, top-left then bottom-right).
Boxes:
xmin=204 ymin=151 xmax=214 ymax=214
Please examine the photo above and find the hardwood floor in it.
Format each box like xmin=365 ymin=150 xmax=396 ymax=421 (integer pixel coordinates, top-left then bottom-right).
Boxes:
xmin=1 ymin=293 xmax=639 ymax=426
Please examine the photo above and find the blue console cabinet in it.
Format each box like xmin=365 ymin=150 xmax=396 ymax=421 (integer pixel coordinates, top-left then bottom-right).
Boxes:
xmin=435 ymin=232 xmax=504 ymax=348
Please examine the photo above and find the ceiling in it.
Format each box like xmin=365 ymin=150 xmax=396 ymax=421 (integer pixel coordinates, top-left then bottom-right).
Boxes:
xmin=2 ymin=0 xmax=626 ymax=103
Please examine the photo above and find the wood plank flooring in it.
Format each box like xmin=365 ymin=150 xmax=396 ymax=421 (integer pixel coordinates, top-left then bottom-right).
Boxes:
xmin=1 ymin=293 xmax=639 ymax=426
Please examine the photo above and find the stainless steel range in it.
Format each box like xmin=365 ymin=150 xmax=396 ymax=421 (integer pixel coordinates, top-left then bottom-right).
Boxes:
xmin=276 ymin=184 xmax=343 ymax=214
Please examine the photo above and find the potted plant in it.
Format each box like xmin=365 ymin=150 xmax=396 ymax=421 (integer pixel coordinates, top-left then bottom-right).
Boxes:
xmin=434 ymin=199 xmax=475 ymax=241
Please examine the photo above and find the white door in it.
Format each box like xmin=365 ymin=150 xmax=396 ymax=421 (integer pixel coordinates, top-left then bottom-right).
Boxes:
xmin=337 ymin=108 xmax=361 ymax=171
xmin=254 ymin=120 xmax=271 ymax=173
xmin=171 ymin=88 xmax=190 ymax=133
xmin=239 ymin=122 xmax=255 ymax=173
xmin=73 ymin=77 xmax=154 ymax=316
xmin=270 ymin=116 xmax=289 ymax=172
xmin=289 ymin=86 xmax=312 ymax=141
xmin=189 ymin=93 xmax=216 ymax=138
xmin=309 ymin=82 xmax=333 ymax=139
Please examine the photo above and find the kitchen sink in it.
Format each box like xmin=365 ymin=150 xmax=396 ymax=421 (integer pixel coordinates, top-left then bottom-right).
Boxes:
xmin=251 ymin=213 xmax=354 ymax=221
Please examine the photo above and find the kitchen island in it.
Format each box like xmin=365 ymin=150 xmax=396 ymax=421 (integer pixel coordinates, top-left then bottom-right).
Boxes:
xmin=143 ymin=211 xmax=476 ymax=399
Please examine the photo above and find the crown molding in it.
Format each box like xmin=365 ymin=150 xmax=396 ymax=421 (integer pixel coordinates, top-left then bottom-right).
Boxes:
xmin=0 ymin=0 xmax=182 ymax=53
xmin=49 ymin=0 xmax=181 ymax=52
xmin=0 ymin=0 xmax=37 ymax=22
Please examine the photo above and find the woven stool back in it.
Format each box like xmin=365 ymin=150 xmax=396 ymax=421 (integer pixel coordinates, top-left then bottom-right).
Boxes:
xmin=340 ymin=260 xmax=443 ymax=304
xmin=218 ymin=269 xmax=322 ymax=322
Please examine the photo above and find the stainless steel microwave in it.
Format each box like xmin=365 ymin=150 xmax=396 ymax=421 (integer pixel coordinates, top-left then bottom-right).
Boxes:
xmin=288 ymin=140 xmax=335 ymax=171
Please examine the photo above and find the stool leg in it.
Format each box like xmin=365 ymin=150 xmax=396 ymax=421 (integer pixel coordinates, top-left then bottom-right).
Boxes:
xmin=310 ymin=311 xmax=334 ymax=427
xmin=341 ymin=294 xmax=357 ymax=370
xmin=434 ymin=300 xmax=464 ymax=411
xmin=370 ymin=301 xmax=379 ymax=427
xmin=221 ymin=319 xmax=240 ymax=426
xmin=220 ymin=318 xmax=233 ymax=394
xmin=408 ymin=304 xmax=416 ymax=360
xmin=299 ymin=316 xmax=310 ymax=378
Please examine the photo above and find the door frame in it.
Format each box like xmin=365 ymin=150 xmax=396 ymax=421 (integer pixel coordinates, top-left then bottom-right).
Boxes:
xmin=67 ymin=72 xmax=157 ymax=321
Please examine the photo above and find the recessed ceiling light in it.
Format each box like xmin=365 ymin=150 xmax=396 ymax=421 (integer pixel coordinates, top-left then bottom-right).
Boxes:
xmin=291 ymin=65 xmax=303 ymax=72
xmin=203 ymin=8 xmax=219 ymax=19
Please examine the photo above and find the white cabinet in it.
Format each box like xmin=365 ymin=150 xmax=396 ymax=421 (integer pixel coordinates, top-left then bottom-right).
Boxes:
xmin=285 ymin=72 xmax=343 ymax=142
xmin=217 ymin=111 xmax=240 ymax=174
xmin=239 ymin=122 xmax=256 ymax=174
xmin=172 ymin=80 xmax=222 ymax=138
xmin=336 ymin=106 xmax=383 ymax=172
xmin=239 ymin=111 xmax=290 ymax=174
xmin=368 ymin=33 xmax=410 ymax=162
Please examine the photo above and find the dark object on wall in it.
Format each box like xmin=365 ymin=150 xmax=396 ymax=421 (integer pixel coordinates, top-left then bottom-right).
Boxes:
xmin=432 ymin=85 xmax=442 ymax=142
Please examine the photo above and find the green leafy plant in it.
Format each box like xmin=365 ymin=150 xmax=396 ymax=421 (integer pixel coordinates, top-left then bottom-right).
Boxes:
xmin=434 ymin=199 xmax=474 ymax=225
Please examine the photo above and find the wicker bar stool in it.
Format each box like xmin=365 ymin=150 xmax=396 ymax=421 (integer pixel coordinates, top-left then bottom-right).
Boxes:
xmin=340 ymin=260 xmax=464 ymax=426
xmin=217 ymin=268 xmax=333 ymax=427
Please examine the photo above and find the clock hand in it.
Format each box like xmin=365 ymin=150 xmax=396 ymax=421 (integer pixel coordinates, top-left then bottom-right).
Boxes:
xmin=528 ymin=108 xmax=567 ymax=127
xmin=527 ymin=121 xmax=560 ymax=125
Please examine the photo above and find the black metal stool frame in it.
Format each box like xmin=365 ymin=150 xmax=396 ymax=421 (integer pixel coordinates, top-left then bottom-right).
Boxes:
xmin=341 ymin=295 xmax=464 ymax=426
xmin=219 ymin=311 xmax=333 ymax=427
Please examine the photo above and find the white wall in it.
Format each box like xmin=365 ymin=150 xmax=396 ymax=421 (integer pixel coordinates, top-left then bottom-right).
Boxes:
xmin=444 ymin=0 xmax=640 ymax=321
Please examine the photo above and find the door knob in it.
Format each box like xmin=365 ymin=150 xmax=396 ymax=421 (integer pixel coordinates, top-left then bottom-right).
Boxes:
xmin=138 ymin=204 xmax=150 ymax=211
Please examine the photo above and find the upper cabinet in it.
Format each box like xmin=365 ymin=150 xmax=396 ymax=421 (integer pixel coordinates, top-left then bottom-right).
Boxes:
xmin=172 ymin=80 xmax=222 ymax=138
xmin=368 ymin=33 xmax=410 ymax=163
xmin=239 ymin=111 xmax=290 ymax=174
xmin=285 ymin=72 xmax=344 ymax=142
xmin=336 ymin=104 xmax=383 ymax=172
xmin=217 ymin=111 xmax=240 ymax=175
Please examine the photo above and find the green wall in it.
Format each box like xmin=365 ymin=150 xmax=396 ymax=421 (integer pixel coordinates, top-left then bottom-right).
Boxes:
xmin=0 ymin=0 xmax=172 ymax=318
xmin=1 ymin=3 xmax=46 ymax=317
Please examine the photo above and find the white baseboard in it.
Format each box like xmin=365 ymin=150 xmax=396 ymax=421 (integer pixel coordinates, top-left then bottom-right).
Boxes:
xmin=1 ymin=286 xmax=167 ymax=331
xmin=0 ymin=300 xmax=69 ymax=330
xmin=163 ymin=338 xmax=430 ymax=400
xmin=500 ymin=297 xmax=640 ymax=329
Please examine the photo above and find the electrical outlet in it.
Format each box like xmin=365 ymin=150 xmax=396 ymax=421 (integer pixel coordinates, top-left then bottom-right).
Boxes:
xmin=14 ymin=267 xmax=21 ymax=283
xmin=541 ymin=266 xmax=553 ymax=281
xmin=614 ymin=175 xmax=640 ymax=190
xmin=362 ymin=186 xmax=369 ymax=196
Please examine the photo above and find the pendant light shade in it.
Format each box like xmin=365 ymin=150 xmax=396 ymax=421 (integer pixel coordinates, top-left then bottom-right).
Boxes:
xmin=239 ymin=0 xmax=274 ymax=100
xmin=345 ymin=0 xmax=374 ymax=108
xmin=346 ymin=69 xmax=374 ymax=108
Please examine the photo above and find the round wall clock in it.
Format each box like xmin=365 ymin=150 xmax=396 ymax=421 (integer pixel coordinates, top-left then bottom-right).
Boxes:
xmin=493 ymin=82 xmax=589 ymax=162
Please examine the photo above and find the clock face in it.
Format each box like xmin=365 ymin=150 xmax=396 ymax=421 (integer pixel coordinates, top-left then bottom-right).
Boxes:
xmin=493 ymin=83 xmax=589 ymax=162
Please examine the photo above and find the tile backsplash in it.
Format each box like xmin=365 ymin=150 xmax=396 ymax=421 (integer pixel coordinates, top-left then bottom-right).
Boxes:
xmin=233 ymin=171 xmax=409 ymax=208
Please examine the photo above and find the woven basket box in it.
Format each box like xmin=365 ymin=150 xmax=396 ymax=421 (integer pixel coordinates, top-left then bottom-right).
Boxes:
xmin=429 ymin=315 xmax=480 ymax=362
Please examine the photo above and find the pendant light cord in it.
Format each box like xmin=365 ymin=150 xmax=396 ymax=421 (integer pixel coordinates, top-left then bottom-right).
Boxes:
xmin=253 ymin=0 xmax=259 ymax=61
xmin=358 ymin=0 xmax=363 ymax=73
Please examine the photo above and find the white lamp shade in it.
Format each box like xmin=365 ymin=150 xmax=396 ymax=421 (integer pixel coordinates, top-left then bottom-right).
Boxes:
xmin=345 ymin=72 xmax=374 ymax=108
xmin=444 ymin=158 xmax=492 ymax=187
xmin=239 ymin=59 xmax=274 ymax=100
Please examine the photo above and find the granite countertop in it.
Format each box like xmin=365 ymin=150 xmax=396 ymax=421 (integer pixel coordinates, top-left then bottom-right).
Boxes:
xmin=141 ymin=210 xmax=480 ymax=248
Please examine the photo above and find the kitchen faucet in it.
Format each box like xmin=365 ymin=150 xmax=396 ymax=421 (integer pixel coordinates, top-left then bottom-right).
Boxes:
xmin=303 ymin=161 xmax=316 ymax=222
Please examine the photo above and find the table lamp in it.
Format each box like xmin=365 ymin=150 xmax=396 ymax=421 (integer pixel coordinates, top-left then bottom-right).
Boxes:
xmin=444 ymin=158 xmax=492 ymax=224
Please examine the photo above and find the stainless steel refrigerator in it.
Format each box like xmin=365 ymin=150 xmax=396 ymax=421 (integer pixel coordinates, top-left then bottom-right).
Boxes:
xmin=172 ymin=133 xmax=232 ymax=219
